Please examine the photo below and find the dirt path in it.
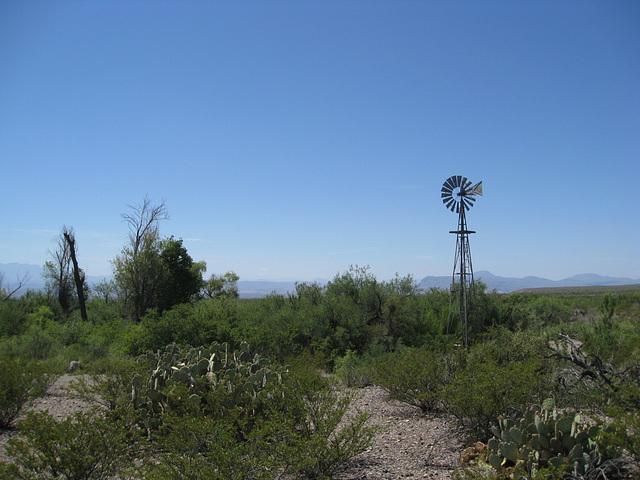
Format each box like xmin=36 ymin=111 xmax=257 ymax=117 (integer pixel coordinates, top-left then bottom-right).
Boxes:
xmin=334 ymin=385 xmax=462 ymax=479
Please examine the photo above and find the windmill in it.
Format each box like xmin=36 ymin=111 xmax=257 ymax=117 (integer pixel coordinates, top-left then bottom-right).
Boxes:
xmin=441 ymin=175 xmax=483 ymax=346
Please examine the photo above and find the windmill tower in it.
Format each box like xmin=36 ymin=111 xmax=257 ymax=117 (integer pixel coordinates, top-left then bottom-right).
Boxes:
xmin=441 ymin=175 xmax=483 ymax=346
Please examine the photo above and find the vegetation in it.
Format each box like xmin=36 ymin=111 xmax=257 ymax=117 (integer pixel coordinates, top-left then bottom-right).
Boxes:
xmin=1 ymin=200 xmax=638 ymax=478
xmin=0 ymin=357 xmax=56 ymax=428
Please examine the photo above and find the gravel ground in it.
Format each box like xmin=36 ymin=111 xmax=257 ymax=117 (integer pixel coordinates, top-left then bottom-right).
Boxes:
xmin=1 ymin=376 xmax=463 ymax=479
xmin=334 ymin=385 xmax=462 ymax=479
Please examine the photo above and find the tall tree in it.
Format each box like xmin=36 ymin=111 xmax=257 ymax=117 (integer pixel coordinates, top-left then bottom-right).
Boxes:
xmin=112 ymin=197 xmax=168 ymax=321
xmin=62 ymin=227 xmax=88 ymax=321
xmin=43 ymin=232 xmax=74 ymax=314
xmin=156 ymin=237 xmax=206 ymax=312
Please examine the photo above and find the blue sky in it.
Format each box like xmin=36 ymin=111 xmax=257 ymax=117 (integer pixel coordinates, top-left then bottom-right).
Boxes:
xmin=1 ymin=1 xmax=639 ymax=282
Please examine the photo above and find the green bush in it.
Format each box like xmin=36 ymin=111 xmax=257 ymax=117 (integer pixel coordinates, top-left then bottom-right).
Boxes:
xmin=598 ymin=377 xmax=640 ymax=462
xmin=442 ymin=357 xmax=548 ymax=440
xmin=0 ymin=408 xmax=137 ymax=480
xmin=530 ymin=296 xmax=572 ymax=326
xmin=0 ymin=357 xmax=56 ymax=428
xmin=132 ymin=345 xmax=377 ymax=480
xmin=268 ymin=359 xmax=378 ymax=479
xmin=333 ymin=349 xmax=375 ymax=387
xmin=139 ymin=412 xmax=273 ymax=480
xmin=0 ymin=300 xmax=28 ymax=337
xmin=68 ymin=356 xmax=146 ymax=410
xmin=373 ymin=346 xmax=452 ymax=412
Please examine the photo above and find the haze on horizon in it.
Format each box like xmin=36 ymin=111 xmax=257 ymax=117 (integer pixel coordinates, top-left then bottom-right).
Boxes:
xmin=1 ymin=1 xmax=638 ymax=282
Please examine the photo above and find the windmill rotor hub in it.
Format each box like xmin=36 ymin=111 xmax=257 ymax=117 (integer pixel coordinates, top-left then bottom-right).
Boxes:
xmin=441 ymin=175 xmax=482 ymax=213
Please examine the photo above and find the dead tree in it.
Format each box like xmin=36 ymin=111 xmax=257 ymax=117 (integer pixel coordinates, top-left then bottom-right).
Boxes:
xmin=63 ymin=228 xmax=88 ymax=321
xmin=546 ymin=334 xmax=635 ymax=392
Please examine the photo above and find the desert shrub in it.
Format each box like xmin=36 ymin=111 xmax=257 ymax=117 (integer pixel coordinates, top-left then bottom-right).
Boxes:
xmin=530 ymin=296 xmax=572 ymax=326
xmin=132 ymin=344 xmax=376 ymax=480
xmin=494 ymin=294 xmax=535 ymax=330
xmin=138 ymin=304 xmax=200 ymax=350
xmin=82 ymin=320 xmax=126 ymax=359
xmin=69 ymin=356 xmax=146 ymax=410
xmin=193 ymin=297 xmax=239 ymax=345
xmin=0 ymin=357 xmax=56 ymax=428
xmin=14 ymin=306 xmax=57 ymax=360
xmin=599 ymin=391 xmax=640 ymax=467
xmin=373 ymin=346 xmax=453 ymax=412
xmin=268 ymin=359 xmax=378 ymax=479
xmin=125 ymin=300 xmax=240 ymax=356
xmin=469 ymin=327 xmax=547 ymax=364
xmin=0 ymin=408 xmax=138 ymax=480
xmin=333 ymin=349 xmax=375 ymax=387
xmin=139 ymin=413 xmax=273 ymax=480
xmin=0 ymin=300 xmax=29 ymax=337
xmin=453 ymin=465 xmax=565 ymax=480
xmin=442 ymin=356 xmax=548 ymax=440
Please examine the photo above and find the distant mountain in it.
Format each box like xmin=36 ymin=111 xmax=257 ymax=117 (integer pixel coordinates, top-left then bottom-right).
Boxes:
xmin=237 ymin=280 xmax=298 ymax=298
xmin=0 ymin=263 xmax=47 ymax=291
xmin=419 ymin=270 xmax=640 ymax=293
xmin=2 ymin=263 xmax=638 ymax=298
xmin=0 ymin=263 xmax=304 ymax=299
xmin=0 ymin=263 xmax=110 ymax=293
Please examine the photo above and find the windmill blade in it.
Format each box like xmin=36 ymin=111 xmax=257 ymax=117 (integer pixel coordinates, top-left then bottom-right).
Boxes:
xmin=441 ymin=191 xmax=452 ymax=199
xmin=455 ymin=175 xmax=463 ymax=187
xmin=441 ymin=185 xmax=453 ymax=196
xmin=462 ymin=178 xmax=471 ymax=191
xmin=470 ymin=181 xmax=483 ymax=196
xmin=444 ymin=177 xmax=456 ymax=190
xmin=445 ymin=198 xmax=456 ymax=211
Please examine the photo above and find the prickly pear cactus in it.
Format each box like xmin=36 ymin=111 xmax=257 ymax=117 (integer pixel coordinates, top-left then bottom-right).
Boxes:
xmin=474 ymin=398 xmax=605 ymax=478
xmin=130 ymin=342 xmax=281 ymax=432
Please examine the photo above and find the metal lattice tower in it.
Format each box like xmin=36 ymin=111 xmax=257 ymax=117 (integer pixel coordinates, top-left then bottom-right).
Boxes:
xmin=441 ymin=175 xmax=483 ymax=346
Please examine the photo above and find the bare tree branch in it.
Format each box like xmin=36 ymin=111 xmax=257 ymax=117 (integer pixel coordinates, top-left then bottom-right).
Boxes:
xmin=1 ymin=271 xmax=31 ymax=301
xmin=121 ymin=196 xmax=169 ymax=256
xmin=115 ymin=196 xmax=169 ymax=321
xmin=546 ymin=334 xmax=635 ymax=391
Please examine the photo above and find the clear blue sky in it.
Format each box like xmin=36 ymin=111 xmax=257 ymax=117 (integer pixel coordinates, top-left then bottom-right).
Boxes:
xmin=1 ymin=1 xmax=639 ymax=282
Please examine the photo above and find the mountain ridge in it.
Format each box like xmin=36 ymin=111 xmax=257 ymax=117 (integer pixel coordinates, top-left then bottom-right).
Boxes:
xmin=419 ymin=270 xmax=640 ymax=293
xmin=1 ymin=263 xmax=638 ymax=297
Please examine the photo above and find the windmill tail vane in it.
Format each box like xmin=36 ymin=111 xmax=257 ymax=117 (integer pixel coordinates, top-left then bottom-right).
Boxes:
xmin=441 ymin=175 xmax=482 ymax=346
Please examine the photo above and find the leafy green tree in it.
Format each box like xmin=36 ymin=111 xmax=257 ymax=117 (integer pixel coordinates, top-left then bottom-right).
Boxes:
xmin=203 ymin=271 xmax=240 ymax=302
xmin=112 ymin=197 xmax=168 ymax=321
xmin=92 ymin=278 xmax=119 ymax=304
xmin=156 ymin=236 xmax=205 ymax=312
xmin=113 ymin=198 xmax=206 ymax=320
